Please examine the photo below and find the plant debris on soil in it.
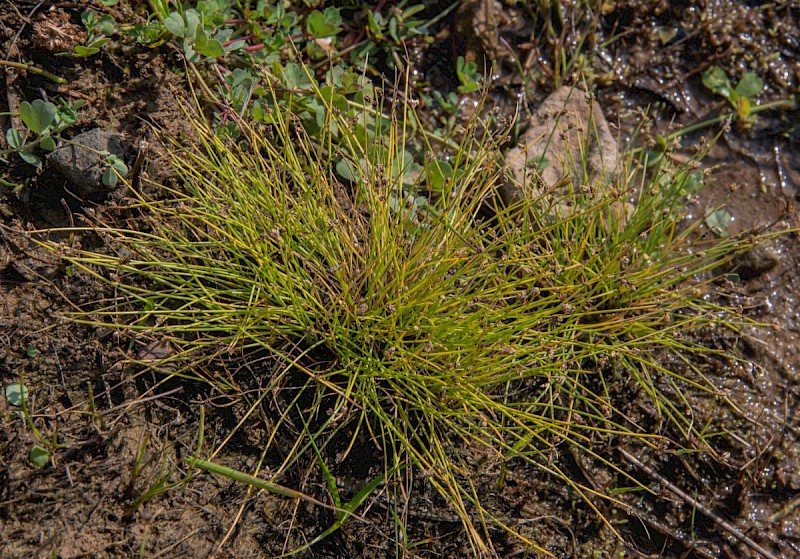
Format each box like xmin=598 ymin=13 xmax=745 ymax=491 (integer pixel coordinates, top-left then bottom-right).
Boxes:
xmin=1 ymin=1 xmax=799 ymax=558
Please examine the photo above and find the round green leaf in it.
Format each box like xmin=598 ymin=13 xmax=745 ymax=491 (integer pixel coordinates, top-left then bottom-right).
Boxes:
xmin=336 ymin=159 xmax=358 ymax=182
xmin=5 ymin=382 xmax=29 ymax=407
xmin=701 ymin=66 xmax=733 ymax=100
xmin=195 ymin=34 xmax=224 ymax=58
xmin=26 ymin=344 xmax=38 ymax=358
xmin=29 ymin=446 xmax=51 ymax=468
xmin=642 ymin=149 xmax=664 ymax=168
xmin=281 ymin=63 xmax=315 ymax=90
xmin=705 ymin=208 xmax=732 ymax=237
xmin=735 ymin=73 xmax=763 ymax=99
xmin=98 ymin=15 xmax=116 ymax=35
xmin=81 ymin=9 xmax=98 ymax=28
xmin=102 ymin=167 xmax=119 ymax=187
xmin=426 ymin=159 xmax=452 ymax=193
xmin=40 ymin=135 xmax=57 ymax=151
xmin=184 ymin=11 xmax=200 ymax=39
xmin=111 ymin=158 xmax=128 ymax=175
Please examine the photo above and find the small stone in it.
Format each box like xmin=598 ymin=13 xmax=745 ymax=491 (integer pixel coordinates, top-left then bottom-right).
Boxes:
xmin=502 ymin=87 xmax=623 ymax=222
xmin=48 ymin=128 xmax=127 ymax=195
xmin=732 ymin=244 xmax=780 ymax=279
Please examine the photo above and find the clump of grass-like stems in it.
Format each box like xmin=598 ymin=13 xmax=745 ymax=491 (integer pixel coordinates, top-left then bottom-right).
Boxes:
xmin=52 ymin=79 xmax=756 ymax=555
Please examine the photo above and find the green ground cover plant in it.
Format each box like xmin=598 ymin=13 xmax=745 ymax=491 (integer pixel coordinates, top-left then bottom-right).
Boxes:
xmin=0 ymin=0 xmax=556 ymax=207
xmin=67 ymin=1 xmax=446 ymax=143
xmin=1 ymin=98 xmax=83 ymax=171
xmin=35 ymin=66 xmax=764 ymax=555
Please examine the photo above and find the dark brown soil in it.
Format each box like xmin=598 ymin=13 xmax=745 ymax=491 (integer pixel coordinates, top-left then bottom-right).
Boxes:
xmin=1 ymin=1 xmax=799 ymax=558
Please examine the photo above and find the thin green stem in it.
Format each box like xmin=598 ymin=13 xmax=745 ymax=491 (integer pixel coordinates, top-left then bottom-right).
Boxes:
xmin=632 ymin=96 xmax=796 ymax=154
xmin=0 ymin=60 xmax=67 ymax=84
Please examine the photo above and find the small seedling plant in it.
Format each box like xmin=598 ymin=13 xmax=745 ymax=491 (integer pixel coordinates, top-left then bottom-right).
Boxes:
xmin=5 ymin=370 xmax=62 ymax=469
xmin=702 ymin=66 xmax=763 ymax=126
xmin=1 ymin=97 xmax=126 ymax=193
xmin=638 ymin=66 xmax=791 ymax=167
xmin=100 ymin=152 xmax=129 ymax=187
xmin=456 ymin=55 xmax=482 ymax=94
xmin=61 ymin=9 xmax=117 ymax=57
xmin=1 ymin=98 xmax=82 ymax=171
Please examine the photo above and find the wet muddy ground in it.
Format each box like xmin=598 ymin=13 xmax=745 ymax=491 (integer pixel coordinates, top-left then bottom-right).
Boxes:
xmin=1 ymin=1 xmax=799 ymax=558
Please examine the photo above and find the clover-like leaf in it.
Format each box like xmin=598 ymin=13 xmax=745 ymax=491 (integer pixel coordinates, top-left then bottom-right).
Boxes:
xmin=735 ymin=72 xmax=763 ymax=99
xmin=336 ymin=158 xmax=359 ymax=182
xmin=98 ymin=14 xmax=116 ymax=36
xmin=29 ymin=446 xmax=51 ymax=468
xmin=705 ymin=208 xmax=732 ymax=237
xmin=306 ymin=9 xmax=341 ymax=38
xmin=281 ymin=63 xmax=315 ymax=90
xmin=163 ymin=12 xmax=186 ymax=37
xmin=194 ymin=29 xmax=224 ymax=58
xmin=81 ymin=9 xmax=98 ymax=29
xmin=19 ymin=99 xmax=56 ymax=134
xmin=456 ymin=56 xmax=481 ymax=94
xmin=184 ymin=10 xmax=201 ymax=40
xmin=682 ymin=170 xmax=704 ymax=196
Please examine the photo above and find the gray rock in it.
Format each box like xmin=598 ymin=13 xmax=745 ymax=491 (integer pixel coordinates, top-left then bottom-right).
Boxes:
xmin=503 ymin=87 xmax=627 ymax=223
xmin=48 ymin=128 xmax=126 ymax=195
xmin=733 ymin=243 xmax=780 ymax=279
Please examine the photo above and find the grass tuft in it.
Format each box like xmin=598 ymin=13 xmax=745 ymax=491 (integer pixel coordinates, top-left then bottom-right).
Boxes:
xmin=49 ymin=77 xmax=761 ymax=555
